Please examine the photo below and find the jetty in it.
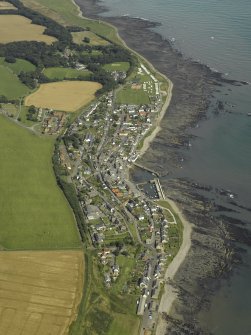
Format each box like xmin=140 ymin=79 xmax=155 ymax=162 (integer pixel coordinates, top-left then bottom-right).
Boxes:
xmin=133 ymin=162 xmax=160 ymax=177
xmin=154 ymin=178 xmax=165 ymax=199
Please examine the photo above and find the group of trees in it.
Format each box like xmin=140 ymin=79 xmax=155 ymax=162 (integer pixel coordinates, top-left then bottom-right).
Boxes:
xmin=0 ymin=41 xmax=68 ymax=67
xmin=79 ymin=45 xmax=134 ymax=66
xmin=7 ymin=0 xmax=72 ymax=45
xmin=26 ymin=105 xmax=38 ymax=121
xmin=0 ymin=0 xmax=138 ymax=99
xmin=52 ymin=139 xmax=87 ymax=242
xmin=64 ymin=133 xmax=81 ymax=150
xmin=0 ymin=95 xmax=18 ymax=104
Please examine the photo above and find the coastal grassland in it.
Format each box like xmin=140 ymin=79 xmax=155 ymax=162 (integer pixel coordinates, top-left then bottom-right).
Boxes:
xmin=22 ymin=0 xmax=122 ymax=44
xmin=116 ymin=85 xmax=150 ymax=105
xmin=0 ymin=115 xmax=81 ymax=250
xmin=108 ymin=314 xmax=140 ymax=335
xmin=0 ymin=65 xmax=30 ymax=99
xmin=0 ymin=15 xmax=56 ymax=44
xmin=155 ymin=199 xmax=183 ymax=260
xmin=0 ymin=250 xmax=84 ymax=335
xmin=156 ymin=200 xmax=183 ymax=228
xmin=0 ymin=57 xmax=36 ymax=75
xmin=69 ymin=252 xmax=140 ymax=335
xmin=43 ymin=67 xmax=92 ymax=80
xmin=72 ymin=31 xmax=109 ymax=46
xmin=103 ymin=62 xmax=130 ymax=72
xmin=25 ymin=81 xmax=102 ymax=112
xmin=0 ymin=1 xmax=17 ymax=9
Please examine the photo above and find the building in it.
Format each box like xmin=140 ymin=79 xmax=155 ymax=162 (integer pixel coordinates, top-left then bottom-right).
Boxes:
xmin=137 ymin=295 xmax=147 ymax=316
xmin=86 ymin=205 xmax=101 ymax=220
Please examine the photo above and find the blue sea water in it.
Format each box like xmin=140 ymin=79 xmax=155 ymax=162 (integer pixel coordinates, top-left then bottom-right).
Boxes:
xmin=99 ymin=0 xmax=251 ymax=333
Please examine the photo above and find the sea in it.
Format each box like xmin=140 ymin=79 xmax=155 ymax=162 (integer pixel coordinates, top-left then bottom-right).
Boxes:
xmin=97 ymin=0 xmax=251 ymax=333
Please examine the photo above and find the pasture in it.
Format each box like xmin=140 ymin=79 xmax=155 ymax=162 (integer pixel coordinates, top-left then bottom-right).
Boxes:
xmin=0 ymin=115 xmax=81 ymax=250
xmin=0 ymin=65 xmax=30 ymax=99
xmin=116 ymin=85 xmax=150 ymax=105
xmin=103 ymin=62 xmax=130 ymax=72
xmin=0 ymin=1 xmax=17 ymax=9
xmin=22 ymin=0 xmax=122 ymax=44
xmin=43 ymin=67 xmax=91 ymax=80
xmin=0 ymin=250 xmax=84 ymax=335
xmin=25 ymin=81 xmax=102 ymax=112
xmin=72 ymin=31 xmax=109 ymax=46
xmin=0 ymin=15 xmax=56 ymax=44
xmin=0 ymin=103 xmax=18 ymax=118
xmin=108 ymin=314 xmax=140 ymax=335
xmin=0 ymin=57 xmax=36 ymax=75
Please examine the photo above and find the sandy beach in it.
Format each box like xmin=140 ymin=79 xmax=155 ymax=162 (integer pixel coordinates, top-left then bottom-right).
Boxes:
xmin=71 ymin=0 xmax=194 ymax=333
xmin=73 ymin=1 xmax=245 ymax=334
xmin=138 ymin=79 xmax=173 ymax=157
xmin=156 ymin=198 xmax=193 ymax=335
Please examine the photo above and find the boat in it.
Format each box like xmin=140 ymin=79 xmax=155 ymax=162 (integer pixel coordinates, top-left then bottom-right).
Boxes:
xmin=247 ymin=112 xmax=251 ymax=116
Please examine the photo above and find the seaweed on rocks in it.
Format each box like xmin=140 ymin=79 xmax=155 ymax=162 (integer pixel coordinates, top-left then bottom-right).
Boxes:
xmin=75 ymin=0 xmax=249 ymax=333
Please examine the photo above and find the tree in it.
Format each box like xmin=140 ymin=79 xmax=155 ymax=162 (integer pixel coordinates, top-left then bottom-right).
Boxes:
xmin=5 ymin=56 xmax=16 ymax=63
xmin=28 ymin=105 xmax=36 ymax=114
xmin=83 ymin=37 xmax=90 ymax=44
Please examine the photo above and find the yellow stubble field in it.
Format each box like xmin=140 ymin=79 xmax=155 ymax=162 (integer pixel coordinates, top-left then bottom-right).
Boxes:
xmin=25 ymin=81 xmax=102 ymax=112
xmin=0 ymin=2 xmax=17 ymax=10
xmin=0 ymin=250 xmax=84 ymax=335
xmin=0 ymin=15 xmax=56 ymax=44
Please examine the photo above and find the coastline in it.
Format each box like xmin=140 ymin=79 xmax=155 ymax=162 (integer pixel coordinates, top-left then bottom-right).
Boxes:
xmin=156 ymin=198 xmax=193 ymax=335
xmin=71 ymin=0 xmax=194 ymax=333
xmin=73 ymin=1 xmax=250 ymax=334
xmin=138 ymin=79 xmax=173 ymax=157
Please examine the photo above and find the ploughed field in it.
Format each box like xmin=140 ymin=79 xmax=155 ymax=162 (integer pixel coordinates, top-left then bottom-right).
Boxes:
xmin=0 ymin=250 xmax=84 ymax=335
xmin=25 ymin=81 xmax=102 ymax=112
xmin=0 ymin=15 xmax=56 ymax=44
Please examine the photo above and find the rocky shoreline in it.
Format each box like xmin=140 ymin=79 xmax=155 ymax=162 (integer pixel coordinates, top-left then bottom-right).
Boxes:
xmin=75 ymin=1 xmax=250 ymax=333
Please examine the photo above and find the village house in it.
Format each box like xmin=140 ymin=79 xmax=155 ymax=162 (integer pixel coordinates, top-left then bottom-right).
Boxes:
xmin=86 ymin=205 xmax=102 ymax=220
xmin=96 ymin=222 xmax=106 ymax=232
xmin=112 ymin=265 xmax=120 ymax=277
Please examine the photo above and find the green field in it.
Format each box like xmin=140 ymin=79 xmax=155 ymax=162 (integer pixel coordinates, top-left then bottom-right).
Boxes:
xmin=0 ymin=57 xmax=36 ymax=75
xmin=114 ymin=255 xmax=135 ymax=292
xmin=43 ymin=67 xmax=91 ymax=80
xmin=108 ymin=313 xmax=140 ymax=335
xmin=103 ymin=62 xmax=130 ymax=72
xmin=116 ymin=86 xmax=150 ymax=105
xmin=0 ymin=103 xmax=19 ymax=117
xmin=23 ymin=0 xmax=122 ymax=44
xmin=82 ymin=50 xmax=102 ymax=56
xmin=0 ymin=66 xmax=30 ymax=99
xmin=72 ymin=31 xmax=109 ymax=46
xmin=0 ymin=115 xmax=81 ymax=250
